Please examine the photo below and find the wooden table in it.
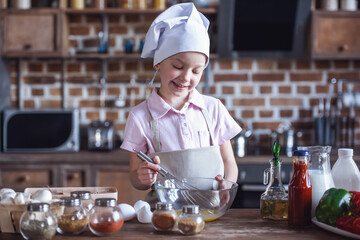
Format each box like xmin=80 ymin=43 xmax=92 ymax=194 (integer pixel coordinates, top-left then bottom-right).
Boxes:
xmin=0 ymin=209 xmax=350 ymax=240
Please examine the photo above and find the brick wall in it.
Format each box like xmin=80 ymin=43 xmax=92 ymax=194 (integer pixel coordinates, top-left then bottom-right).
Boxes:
xmin=6 ymin=14 xmax=360 ymax=152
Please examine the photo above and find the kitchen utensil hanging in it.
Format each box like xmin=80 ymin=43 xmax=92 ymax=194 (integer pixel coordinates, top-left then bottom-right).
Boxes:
xmin=331 ymin=78 xmax=359 ymax=148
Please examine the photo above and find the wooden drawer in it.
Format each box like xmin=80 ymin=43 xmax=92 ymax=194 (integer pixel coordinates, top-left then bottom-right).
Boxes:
xmin=59 ymin=165 xmax=91 ymax=187
xmin=95 ymin=166 xmax=149 ymax=205
xmin=0 ymin=169 xmax=52 ymax=191
xmin=312 ymin=11 xmax=360 ymax=59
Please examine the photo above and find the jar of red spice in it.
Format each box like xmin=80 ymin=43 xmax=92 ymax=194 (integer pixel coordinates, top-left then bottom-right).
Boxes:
xmin=89 ymin=198 xmax=124 ymax=236
xmin=152 ymin=202 xmax=177 ymax=231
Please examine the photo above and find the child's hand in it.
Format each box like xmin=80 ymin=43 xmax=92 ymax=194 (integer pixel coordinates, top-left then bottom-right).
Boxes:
xmin=137 ymin=155 xmax=161 ymax=186
xmin=215 ymin=174 xmax=232 ymax=209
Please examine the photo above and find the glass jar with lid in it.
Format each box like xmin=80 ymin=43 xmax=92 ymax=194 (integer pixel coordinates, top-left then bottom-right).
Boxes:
xmin=70 ymin=191 xmax=94 ymax=214
xmin=152 ymin=202 xmax=177 ymax=231
xmin=20 ymin=203 xmax=57 ymax=240
xmin=177 ymin=205 xmax=205 ymax=235
xmin=56 ymin=197 xmax=88 ymax=235
xmin=89 ymin=198 xmax=124 ymax=236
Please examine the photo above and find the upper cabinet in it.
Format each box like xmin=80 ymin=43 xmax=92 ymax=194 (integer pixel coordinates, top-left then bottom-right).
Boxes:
xmin=1 ymin=9 xmax=62 ymax=57
xmin=311 ymin=10 xmax=360 ymax=59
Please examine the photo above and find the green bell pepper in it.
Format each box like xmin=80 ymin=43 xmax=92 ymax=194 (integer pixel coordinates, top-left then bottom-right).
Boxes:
xmin=315 ymin=188 xmax=352 ymax=226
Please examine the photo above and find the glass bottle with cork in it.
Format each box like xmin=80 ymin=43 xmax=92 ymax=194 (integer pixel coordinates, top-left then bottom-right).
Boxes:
xmin=288 ymin=150 xmax=312 ymax=226
xmin=260 ymin=142 xmax=288 ymax=220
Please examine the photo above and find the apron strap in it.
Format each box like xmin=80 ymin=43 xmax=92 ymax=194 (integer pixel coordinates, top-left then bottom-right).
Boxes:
xmin=200 ymin=108 xmax=215 ymax=146
xmin=150 ymin=119 xmax=161 ymax=153
xmin=146 ymin=100 xmax=162 ymax=152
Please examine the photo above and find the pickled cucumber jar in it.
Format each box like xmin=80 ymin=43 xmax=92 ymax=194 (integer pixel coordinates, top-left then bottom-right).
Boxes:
xmin=57 ymin=197 xmax=88 ymax=235
xmin=152 ymin=202 xmax=177 ymax=231
xmin=89 ymin=198 xmax=124 ymax=236
xmin=20 ymin=203 xmax=57 ymax=240
xmin=260 ymin=142 xmax=288 ymax=220
xmin=177 ymin=205 xmax=205 ymax=235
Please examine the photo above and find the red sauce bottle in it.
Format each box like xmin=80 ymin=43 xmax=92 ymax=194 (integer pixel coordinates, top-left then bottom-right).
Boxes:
xmin=288 ymin=150 xmax=312 ymax=226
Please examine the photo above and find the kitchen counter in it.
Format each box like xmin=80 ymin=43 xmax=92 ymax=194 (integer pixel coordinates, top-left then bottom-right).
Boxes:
xmin=0 ymin=209 xmax=349 ymax=239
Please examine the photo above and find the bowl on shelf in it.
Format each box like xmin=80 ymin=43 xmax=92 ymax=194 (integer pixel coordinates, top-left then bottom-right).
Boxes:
xmin=154 ymin=177 xmax=238 ymax=222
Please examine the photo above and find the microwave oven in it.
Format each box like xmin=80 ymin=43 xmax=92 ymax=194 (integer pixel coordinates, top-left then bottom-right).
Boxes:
xmin=2 ymin=109 xmax=79 ymax=152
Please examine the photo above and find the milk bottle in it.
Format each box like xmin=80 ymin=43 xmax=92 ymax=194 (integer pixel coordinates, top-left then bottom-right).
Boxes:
xmin=332 ymin=148 xmax=360 ymax=191
xmin=298 ymin=146 xmax=335 ymax=217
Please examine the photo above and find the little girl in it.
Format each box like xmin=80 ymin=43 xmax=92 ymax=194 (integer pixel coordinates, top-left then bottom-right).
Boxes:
xmin=120 ymin=3 xmax=241 ymax=192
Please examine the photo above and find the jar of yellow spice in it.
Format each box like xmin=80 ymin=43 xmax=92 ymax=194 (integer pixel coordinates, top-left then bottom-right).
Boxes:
xmin=177 ymin=205 xmax=205 ymax=235
xmin=56 ymin=197 xmax=88 ymax=235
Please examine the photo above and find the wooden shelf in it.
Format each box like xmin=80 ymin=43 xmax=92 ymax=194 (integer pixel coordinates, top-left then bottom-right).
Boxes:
xmin=2 ymin=53 xmax=219 ymax=60
xmin=64 ymin=7 xmax=217 ymax=15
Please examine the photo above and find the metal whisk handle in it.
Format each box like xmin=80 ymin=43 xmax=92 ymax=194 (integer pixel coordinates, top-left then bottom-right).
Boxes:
xmin=133 ymin=149 xmax=167 ymax=177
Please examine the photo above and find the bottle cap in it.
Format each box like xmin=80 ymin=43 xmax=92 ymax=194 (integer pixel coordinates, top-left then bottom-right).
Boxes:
xmin=155 ymin=202 xmax=173 ymax=210
xmin=71 ymin=191 xmax=91 ymax=200
xmin=27 ymin=203 xmax=50 ymax=212
xmin=293 ymin=150 xmax=309 ymax=156
xmin=60 ymin=197 xmax=81 ymax=207
xmin=94 ymin=198 xmax=117 ymax=207
xmin=182 ymin=205 xmax=199 ymax=214
xmin=338 ymin=148 xmax=353 ymax=157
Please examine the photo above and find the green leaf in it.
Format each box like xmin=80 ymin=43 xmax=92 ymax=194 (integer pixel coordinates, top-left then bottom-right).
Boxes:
xmin=272 ymin=142 xmax=281 ymax=159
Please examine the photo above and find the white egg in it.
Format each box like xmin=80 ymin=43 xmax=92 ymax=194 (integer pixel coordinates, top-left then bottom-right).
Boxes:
xmin=14 ymin=193 xmax=26 ymax=205
xmin=134 ymin=200 xmax=150 ymax=214
xmin=0 ymin=196 xmax=15 ymax=204
xmin=137 ymin=205 xmax=153 ymax=223
xmin=31 ymin=189 xmax=52 ymax=202
xmin=0 ymin=188 xmax=15 ymax=200
xmin=118 ymin=203 xmax=136 ymax=221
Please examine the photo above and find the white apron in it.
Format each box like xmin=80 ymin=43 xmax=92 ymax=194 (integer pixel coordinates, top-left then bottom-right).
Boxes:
xmin=149 ymin=106 xmax=224 ymax=180
xmin=145 ymin=103 xmax=224 ymax=205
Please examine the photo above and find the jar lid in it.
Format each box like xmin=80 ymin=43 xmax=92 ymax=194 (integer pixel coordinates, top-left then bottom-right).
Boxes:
xmin=27 ymin=203 xmax=50 ymax=212
xmin=182 ymin=205 xmax=199 ymax=214
xmin=94 ymin=198 xmax=117 ymax=207
xmin=60 ymin=197 xmax=81 ymax=206
xmin=155 ymin=202 xmax=173 ymax=210
xmin=70 ymin=191 xmax=91 ymax=200
xmin=293 ymin=150 xmax=309 ymax=156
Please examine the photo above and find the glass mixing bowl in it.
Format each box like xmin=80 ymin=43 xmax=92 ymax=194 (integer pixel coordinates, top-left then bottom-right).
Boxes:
xmin=154 ymin=177 xmax=238 ymax=222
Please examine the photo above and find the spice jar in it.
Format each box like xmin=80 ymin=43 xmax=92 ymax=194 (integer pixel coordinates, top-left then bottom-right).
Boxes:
xmin=57 ymin=197 xmax=88 ymax=235
xmin=152 ymin=202 xmax=177 ymax=231
xmin=70 ymin=191 xmax=94 ymax=215
xmin=20 ymin=203 xmax=57 ymax=240
xmin=89 ymin=198 xmax=124 ymax=236
xmin=177 ymin=205 xmax=205 ymax=235
xmin=153 ymin=0 xmax=166 ymax=10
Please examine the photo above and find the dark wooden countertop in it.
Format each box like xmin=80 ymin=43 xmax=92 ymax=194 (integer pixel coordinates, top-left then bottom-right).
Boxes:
xmin=0 ymin=149 xmax=358 ymax=166
xmin=0 ymin=209 xmax=349 ymax=239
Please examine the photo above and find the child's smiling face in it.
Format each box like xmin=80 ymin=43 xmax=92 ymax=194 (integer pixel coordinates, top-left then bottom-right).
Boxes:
xmin=156 ymin=52 xmax=207 ymax=109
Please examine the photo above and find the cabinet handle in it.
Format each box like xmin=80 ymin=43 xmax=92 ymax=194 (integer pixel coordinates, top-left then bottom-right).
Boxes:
xmin=67 ymin=172 xmax=80 ymax=181
xmin=338 ymin=44 xmax=349 ymax=52
xmin=17 ymin=175 xmax=30 ymax=183
xmin=23 ymin=44 xmax=32 ymax=50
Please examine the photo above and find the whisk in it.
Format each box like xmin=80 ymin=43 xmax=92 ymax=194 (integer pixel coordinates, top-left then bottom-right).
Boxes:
xmin=133 ymin=149 xmax=220 ymax=209
xmin=133 ymin=149 xmax=197 ymax=189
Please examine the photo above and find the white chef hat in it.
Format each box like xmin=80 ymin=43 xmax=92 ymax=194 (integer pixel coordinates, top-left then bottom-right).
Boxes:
xmin=141 ymin=3 xmax=210 ymax=68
